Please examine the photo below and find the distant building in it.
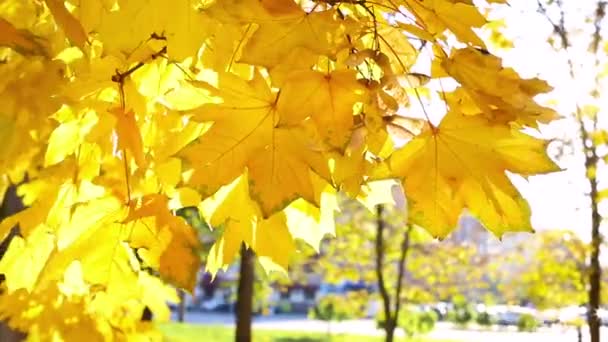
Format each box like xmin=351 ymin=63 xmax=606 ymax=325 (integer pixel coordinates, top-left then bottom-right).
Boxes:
xmin=450 ymin=214 xmax=532 ymax=256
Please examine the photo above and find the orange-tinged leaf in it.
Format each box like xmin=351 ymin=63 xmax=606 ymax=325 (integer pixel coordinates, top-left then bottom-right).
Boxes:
xmin=158 ymin=219 xmax=201 ymax=292
xmin=123 ymin=195 xmax=201 ymax=291
xmin=109 ymin=107 xmax=146 ymax=168
xmin=0 ymin=18 xmax=48 ymax=56
xmin=45 ymin=0 xmax=88 ymax=49
xmin=384 ymin=111 xmax=559 ymax=238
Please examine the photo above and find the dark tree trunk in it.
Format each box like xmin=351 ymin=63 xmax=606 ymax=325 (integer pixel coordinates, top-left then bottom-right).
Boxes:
xmin=375 ymin=205 xmax=395 ymax=342
xmin=587 ymin=168 xmax=601 ymax=342
xmin=235 ymin=243 xmax=254 ymax=342
xmin=177 ymin=290 xmax=186 ymax=322
xmin=374 ymin=205 xmax=414 ymax=342
xmin=392 ymin=226 xmax=412 ymax=337
xmin=535 ymin=2 xmax=606 ymax=338
xmin=586 ymin=5 xmax=606 ymax=339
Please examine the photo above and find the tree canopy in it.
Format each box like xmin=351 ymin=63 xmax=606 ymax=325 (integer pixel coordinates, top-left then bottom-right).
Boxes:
xmin=0 ymin=0 xmax=559 ymax=339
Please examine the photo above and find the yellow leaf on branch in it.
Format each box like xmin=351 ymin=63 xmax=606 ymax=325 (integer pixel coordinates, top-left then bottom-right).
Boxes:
xmin=278 ymin=69 xmax=366 ymax=149
xmin=44 ymin=0 xmax=88 ymax=49
xmin=182 ymin=71 xmax=332 ymax=216
xmin=382 ymin=111 xmax=559 ymax=238
xmin=109 ymin=107 xmax=147 ymax=169
xmin=441 ymin=47 xmax=558 ymax=126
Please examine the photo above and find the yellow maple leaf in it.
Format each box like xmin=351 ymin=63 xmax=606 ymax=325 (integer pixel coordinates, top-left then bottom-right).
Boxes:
xmin=441 ymin=48 xmax=558 ymax=125
xmin=247 ymin=123 xmax=331 ymax=216
xmin=236 ymin=3 xmax=355 ymax=67
xmin=123 ymin=194 xmax=201 ymax=292
xmin=0 ymin=0 xmax=565 ymax=337
xmin=278 ymin=69 xmax=366 ymax=149
xmin=382 ymin=111 xmax=559 ymax=238
xmin=181 ymin=71 xmax=275 ymax=195
xmin=0 ymin=225 xmax=55 ymax=293
xmin=404 ymin=0 xmax=486 ymax=47
xmin=284 ymin=175 xmax=338 ymax=252
xmin=376 ymin=22 xmax=419 ymax=75
xmin=80 ymin=0 xmax=211 ymax=60
xmin=58 ymin=261 xmax=89 ymax=298
xmin=202 ymin=175 xmax=295 ymax=275
xmin=45 ymin=109 xmax=98 ymax=167
xmin=332 ymin=151 xmax=368 ymax=196
xmin=72 ymin=227 xmax=139 ymax=299
xmin=182 ymin=71 xmax=331 ymax=216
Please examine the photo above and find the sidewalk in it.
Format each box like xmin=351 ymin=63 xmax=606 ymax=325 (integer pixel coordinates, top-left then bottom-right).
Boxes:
xmin=173 ymin=312 xmax=594 ymax=342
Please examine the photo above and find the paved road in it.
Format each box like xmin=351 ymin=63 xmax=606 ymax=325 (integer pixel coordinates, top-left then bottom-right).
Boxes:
xmin=173 ymin=311 xmax=602 ymax=342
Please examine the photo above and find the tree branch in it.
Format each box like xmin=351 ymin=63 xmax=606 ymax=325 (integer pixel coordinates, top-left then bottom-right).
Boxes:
xmin=393 ymin=225 xmax=413 ymax=324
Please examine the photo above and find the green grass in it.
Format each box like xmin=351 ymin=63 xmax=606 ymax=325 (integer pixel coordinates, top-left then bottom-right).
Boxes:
xmin=159 ymin=323 xmax=456 ymax=342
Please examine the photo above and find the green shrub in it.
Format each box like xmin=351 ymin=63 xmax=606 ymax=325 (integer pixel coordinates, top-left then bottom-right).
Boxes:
xmin=400 ymin=309 xmax=438 ymax=337
xmin=517 ymin=313 xmax=539 ymax=332
xmin=476 ymin=311 xmax=494 ymax=326
xmin=376 ymin=307 xmax=438 ymax=337
xmin=277 ymin=300 xmax=292 ymax=314
xmin=309 ymin=292 xmax=365 ymax=322
xmin=447 ymin=295 xmax=475 ymax=327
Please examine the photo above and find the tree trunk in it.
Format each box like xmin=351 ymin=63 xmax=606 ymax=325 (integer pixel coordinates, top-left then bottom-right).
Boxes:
xmin=375 ymin=205 xmax=395 ymax=342
xmin=587 ymin=175 xmax=601 ymax=342
xmin=235 ymin=243 xmax=254 ymax=342
xmin=177 ymin=289 xmax=186 ymax=322
xmin=392 ymin=226 xmax=412 ymax=335
xmin=582 ymin=107 xmax=601 ymax=342
xmin=384 ymin=320 xmax=396 ymax=342
xmin=535 ymin=2 xmax=605 ymax=339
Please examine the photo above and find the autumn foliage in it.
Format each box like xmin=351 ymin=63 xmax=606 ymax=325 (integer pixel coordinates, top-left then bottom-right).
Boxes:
xmin=0 ymin=0 xmax=558 ymax=339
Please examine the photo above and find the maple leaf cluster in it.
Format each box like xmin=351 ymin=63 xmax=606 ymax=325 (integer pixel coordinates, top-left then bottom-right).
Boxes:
xmin=0 ymin=0 xmax=558 ymax=339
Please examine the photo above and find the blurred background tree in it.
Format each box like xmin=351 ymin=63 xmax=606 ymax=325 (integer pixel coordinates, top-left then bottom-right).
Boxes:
xmin=302 ymin=186 xmax=490 ymax=342
xmin=528 ymin=1 xmax=608 ymax=340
